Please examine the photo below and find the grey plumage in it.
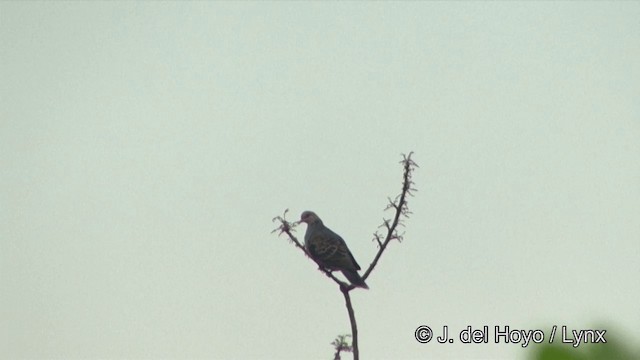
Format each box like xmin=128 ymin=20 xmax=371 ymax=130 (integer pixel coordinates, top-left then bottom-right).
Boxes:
xmin=299 ymin=211 xmax=369 ymax=289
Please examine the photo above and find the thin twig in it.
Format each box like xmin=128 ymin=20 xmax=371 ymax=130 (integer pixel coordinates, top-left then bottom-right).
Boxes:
xmin=363 ymin=152 xmax=417 ymax=280
xmin=331 ymin=334 xmax=352 ymax=360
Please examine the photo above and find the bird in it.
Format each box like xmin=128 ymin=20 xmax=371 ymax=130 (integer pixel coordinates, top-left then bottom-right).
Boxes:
xmin=298 ymin=210 xmax=369 ymax=289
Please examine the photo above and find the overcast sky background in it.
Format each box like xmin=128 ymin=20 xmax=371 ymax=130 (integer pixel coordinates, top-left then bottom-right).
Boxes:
xmin=1 ymin=2 xmax=639 ymax=360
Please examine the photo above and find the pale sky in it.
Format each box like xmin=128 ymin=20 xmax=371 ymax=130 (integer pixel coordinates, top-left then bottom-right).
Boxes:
xmin=1 ymin=2 xmax=639 ymax=360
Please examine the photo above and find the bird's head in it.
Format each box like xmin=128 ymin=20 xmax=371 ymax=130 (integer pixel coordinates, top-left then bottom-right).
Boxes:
xmin=299 ymin=210 xmax=321 ymax=225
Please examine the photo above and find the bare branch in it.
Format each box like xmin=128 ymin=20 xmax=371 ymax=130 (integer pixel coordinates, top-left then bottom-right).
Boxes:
xmin=341 ymin=286 xmax=359 ymax=360
xmin=363 ymin=151 xmax=417 ymax=281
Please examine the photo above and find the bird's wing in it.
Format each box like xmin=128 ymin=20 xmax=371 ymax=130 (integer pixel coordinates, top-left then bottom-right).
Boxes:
xmin=307 ymin=230 xmax=360 ymax=271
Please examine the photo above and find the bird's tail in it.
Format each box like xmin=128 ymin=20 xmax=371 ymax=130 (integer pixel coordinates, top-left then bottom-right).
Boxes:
xmin=342 ymin=270 xmax=369 ymax=289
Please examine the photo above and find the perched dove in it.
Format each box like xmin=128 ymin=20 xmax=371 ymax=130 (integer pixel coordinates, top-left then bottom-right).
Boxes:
xmin=299 ymin=211 xmax=369 ymax=289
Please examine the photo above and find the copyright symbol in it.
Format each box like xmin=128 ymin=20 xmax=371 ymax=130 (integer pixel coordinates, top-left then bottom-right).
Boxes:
xmin=415 ymin=325 xmax=433 ymax=343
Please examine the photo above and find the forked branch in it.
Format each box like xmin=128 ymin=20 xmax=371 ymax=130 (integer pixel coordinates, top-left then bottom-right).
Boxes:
xmin=272 ymin=152 xmax=418 ymax=360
